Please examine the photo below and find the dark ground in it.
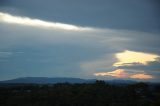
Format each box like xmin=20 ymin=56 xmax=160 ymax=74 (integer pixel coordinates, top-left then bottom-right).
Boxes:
xmin=0 ymin=81 xmax=160 ymax=106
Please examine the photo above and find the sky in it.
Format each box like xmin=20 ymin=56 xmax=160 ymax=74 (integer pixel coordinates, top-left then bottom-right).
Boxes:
xmin=0 ymin=0 xmax=160 ymax=82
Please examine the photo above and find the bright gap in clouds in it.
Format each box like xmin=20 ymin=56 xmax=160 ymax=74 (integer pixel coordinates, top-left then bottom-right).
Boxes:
xmin=0 ymin=12 xmax=93 ymax=31
xmin=113 ymin=50 xmax=160 ymax=67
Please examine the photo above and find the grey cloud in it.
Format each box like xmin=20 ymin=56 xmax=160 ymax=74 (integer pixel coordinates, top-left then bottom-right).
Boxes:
xmin=0 ymin=11 xmax=160 ymax=81
xmin=104 ymin=30 xmax=160 ymax=55
xmin=0 ymin=0 xmax=160 ymax=32
xmin=118 ymin=59 xmax=160 ymax=72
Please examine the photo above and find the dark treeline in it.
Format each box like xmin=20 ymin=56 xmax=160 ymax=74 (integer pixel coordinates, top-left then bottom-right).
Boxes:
xmin=0 ymin=81 xmax=160 ymax=106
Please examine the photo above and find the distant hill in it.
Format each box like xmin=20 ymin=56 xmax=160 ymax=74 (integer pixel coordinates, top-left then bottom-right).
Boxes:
xmin=0 ymin=77 xmax=93 ymax=84
xmin=0 ymin=77 xmax=139 ymax=85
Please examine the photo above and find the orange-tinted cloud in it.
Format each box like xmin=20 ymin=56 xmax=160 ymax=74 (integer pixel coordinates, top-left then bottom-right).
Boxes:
xmin=94 ymin=69 xmax=154 ymax=80
xmin=130 ymin=73 xmax=153 ymax=79
xmin=94 ymin=69 xmax=128 ymax=78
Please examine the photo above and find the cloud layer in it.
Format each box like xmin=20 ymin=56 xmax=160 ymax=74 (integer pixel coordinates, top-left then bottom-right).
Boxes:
xmin=0 ymin=12 xmax=160 ymax=81
xmin=0 ymin=12 xmax=93 ymax=31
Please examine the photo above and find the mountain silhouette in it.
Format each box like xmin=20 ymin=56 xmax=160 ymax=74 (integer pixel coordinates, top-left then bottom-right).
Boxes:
xmin=0 ymin=77 xmax=138 ymax=84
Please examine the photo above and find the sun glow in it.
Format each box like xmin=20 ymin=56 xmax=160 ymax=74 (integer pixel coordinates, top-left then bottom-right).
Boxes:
xmin=113 ymin=50 xmax=159 ymax=67
xmin=0 ymin=12 xmax=93 ymax=31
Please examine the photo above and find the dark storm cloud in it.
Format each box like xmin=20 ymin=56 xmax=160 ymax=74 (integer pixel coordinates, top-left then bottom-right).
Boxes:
xmin=0 ymin=0 xmax=160 ymax=32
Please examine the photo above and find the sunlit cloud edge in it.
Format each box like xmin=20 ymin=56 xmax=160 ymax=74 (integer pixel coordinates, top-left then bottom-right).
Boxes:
xmin=0 ymin=12 xmax=94 ymax=31
xmin=94 ymin=69 xmax=154 ymax=80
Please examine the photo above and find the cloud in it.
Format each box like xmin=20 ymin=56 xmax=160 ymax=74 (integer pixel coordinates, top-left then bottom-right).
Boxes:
xmin=0 ymin=12 xmax=160 ymax=81
xmin=118 ymin=60 xmax=160 ymax=73
xmin=130 ymin=73 xmax=153 ymax=79
xmin=81 ymin=50 xmax=160 ymax=75
xmin=94 ymin=69 xmax=154 ymax=80
xmin=94 ymin=69 xmax=128 ymax=78
xmin=0 ymin=12 xmax=93 ymax=31
xmin=113 ymin=50 xmax=160 ymax=67
xmin=1 ymin=0 xmax=160 ymax=33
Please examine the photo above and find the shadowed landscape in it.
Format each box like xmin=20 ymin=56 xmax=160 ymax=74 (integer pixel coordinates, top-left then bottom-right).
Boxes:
xmin=0 ymin=80 xmax=160 ymax=106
